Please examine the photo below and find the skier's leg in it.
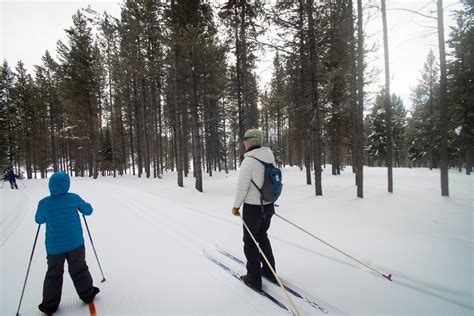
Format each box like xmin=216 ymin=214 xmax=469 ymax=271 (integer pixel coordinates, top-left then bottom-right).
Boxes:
xmin=258 ymin=204 xmax=276 ymax=281
xmin=39 ymin=253 xmax=66 ymax=314
xmin=67 ymin=245 xmax=99 ymax=303
xmin=242 ymin=203 xmax=263 ymax=288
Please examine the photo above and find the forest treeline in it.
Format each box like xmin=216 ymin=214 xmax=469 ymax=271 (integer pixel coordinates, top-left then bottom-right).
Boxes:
xmin=1 ymin=0 xmax=472 ymax=196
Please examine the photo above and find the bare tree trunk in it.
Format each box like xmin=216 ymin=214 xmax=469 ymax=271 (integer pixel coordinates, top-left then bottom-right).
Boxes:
xmin=157 ymin=84 xmax=163 ymax=176
xmin=106 ymin=39 xmax=117 ymax=178
xmin=437 ymin=0 xmax=449 ymax=196
xmin=381 ymin=0 xmax=393 ymax=193
xmin=141 ymin=79 xmax=150 ymax=178
xmin=170 ymin=4 xmax=184 ymax=186
xmin=133 ymin=77 xmax=143 ymax=177
xmin=307 ymin=0 xmax=322 ymax=196
xmin=356 ymin=0 xmax=364 ymax=198
xmin=305 ymin=130 xmax=312 ymax=185
xmin=127 ymin=86 xmax=135 ymax=175
xmin=466 ymin=147 xmax=472 ymax=175
xmin=235 ymin=3 xmax=246 ymax=161
xmin=118 ymin=103 xmax=127 ymax=175
xmin=190 ymin=43 xmax=203 ymax=192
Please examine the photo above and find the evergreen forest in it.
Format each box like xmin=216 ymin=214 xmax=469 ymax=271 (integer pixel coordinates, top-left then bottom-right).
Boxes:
xmin=1 ymin=0 xmax=472 ymax=197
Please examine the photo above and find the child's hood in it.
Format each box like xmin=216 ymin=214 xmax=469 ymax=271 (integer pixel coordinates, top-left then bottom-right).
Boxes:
xmin=49 ymin=172 xmax=70 ymax=196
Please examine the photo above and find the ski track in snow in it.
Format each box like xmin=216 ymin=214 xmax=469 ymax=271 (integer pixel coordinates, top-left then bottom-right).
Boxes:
xmin=1 ymin=167 xmax=473 ymax=315
xmin=101 ymin=186 xmax=326 ymax=315
xmin=1 ymin=188 xmax=30 ymax=246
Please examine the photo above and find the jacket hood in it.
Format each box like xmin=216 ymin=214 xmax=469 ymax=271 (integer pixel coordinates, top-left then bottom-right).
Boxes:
xmin=244 ymin=146 xmax=276 ymax=165
xmin=49 ymin=172 xmax=70 ymax=196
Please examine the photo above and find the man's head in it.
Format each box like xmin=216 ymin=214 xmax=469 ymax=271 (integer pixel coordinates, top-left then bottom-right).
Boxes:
xmin=243 ymin=129 xmax=262 ymax=150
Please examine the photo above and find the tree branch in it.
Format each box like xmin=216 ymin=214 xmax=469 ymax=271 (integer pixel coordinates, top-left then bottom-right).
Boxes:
xmin=245 ymin=37 xmax=296 ymax=56
xmin=388 ymin=8 xmax=437 ymax=20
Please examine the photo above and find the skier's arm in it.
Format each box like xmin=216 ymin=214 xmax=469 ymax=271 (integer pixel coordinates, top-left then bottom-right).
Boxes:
xmin=35 ymin=202 xmax=46 ymax=224
xmin=76 ymin=194 xmax=93 ymax=216
xmin=233 ymin=159 xmax=253 ymax=209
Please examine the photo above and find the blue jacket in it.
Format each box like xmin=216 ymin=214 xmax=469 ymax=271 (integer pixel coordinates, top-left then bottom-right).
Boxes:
xmin=6 ymin=169 xmax=17 ymax=182
xmin=35 ymin=172 xmax=93 ymax=255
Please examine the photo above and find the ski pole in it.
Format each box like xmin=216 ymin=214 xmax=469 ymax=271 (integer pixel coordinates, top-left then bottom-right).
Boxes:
xmin=16 ymin=224 xmax=41 ymax=316
xmin=19 ymin=178 xmax=26 ymax=188
xmin=82 ymin=215 xmax=106 ymax=283
xmin=239 ymin=214 xmax=301 ymax=316
xmin=274 ymin=213 xmax=392 ymax=281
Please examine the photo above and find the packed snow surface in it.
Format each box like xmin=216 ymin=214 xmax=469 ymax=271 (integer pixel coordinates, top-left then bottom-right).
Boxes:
xmin=1 ymin=166 xmax=472 ymax=315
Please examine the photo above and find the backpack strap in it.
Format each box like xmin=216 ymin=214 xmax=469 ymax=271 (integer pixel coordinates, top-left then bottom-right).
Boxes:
xmin=248 ymin=156 xmax=267 ymax=218
xmin=248 ymin=156 xmax=264 ymax=192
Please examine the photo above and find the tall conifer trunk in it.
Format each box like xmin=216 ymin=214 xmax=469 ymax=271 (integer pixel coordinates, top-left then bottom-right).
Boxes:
xmin=381 ymin=0 xmax=393 ymax=192
xmin=356 ymin=0 xmax=364 ymax=198
xmin=307 ymin=0 xmax=322 ymax=196
xmin=437 ymin=0 xmax=449 ymax=196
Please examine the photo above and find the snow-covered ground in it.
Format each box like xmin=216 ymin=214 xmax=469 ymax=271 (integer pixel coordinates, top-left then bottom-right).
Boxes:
xmin=1 ymin=166 xmax=472 ymax=315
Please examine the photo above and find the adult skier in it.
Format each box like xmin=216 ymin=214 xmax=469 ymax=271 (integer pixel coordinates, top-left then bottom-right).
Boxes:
xmin=231 ymin=128 xmax=278 ymax=291
xmin=35 ymin=171 xmax=100 ymax=314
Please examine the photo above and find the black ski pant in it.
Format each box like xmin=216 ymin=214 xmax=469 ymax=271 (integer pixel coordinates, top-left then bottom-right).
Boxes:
xmin=9 ymin=179 xmax=18 ymax=189
xmin=242 ymin=202 xmax=275 ymax=287
xmin=40 ymin=245 xmax=95 ymax=313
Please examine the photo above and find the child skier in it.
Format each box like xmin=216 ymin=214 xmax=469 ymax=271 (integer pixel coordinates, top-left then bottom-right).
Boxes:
xmin=35 ymin=171 xmax=99 ymax=314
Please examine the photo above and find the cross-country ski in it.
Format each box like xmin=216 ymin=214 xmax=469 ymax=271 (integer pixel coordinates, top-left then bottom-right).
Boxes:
xmin=215 ymin=244 xmax=329 ymax=314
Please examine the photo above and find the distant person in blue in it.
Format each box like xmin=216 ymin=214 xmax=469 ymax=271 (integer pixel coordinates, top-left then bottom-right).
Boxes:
xmin=5 ymin=167 xmax=19 ymax=189
xmin=35 ymin=171 xmax=99 ymax=314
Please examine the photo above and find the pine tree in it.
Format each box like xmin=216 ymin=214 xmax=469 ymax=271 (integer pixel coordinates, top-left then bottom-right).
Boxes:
xmin=448 ymin=0 xmax=474 ymax=175
xmin=391 ymin=95 xmax=408 ymax=167
xmin=57 ymin=10 xmax=101 ymax=178
xmin=219 ymin=0 xmax=263 ymax=161
xmin=407 ymin=51 xmax=440 ymax=168
xmin=0 ymin=61 xmax=16 ymax=168
xmin=365 ymin=92 xmax=387 ymax=167
xmin=11 ymin=61 xmax=36 ymax=179
xmin=34 ymin=51 xmax=63 ymax=173
xmin=365 ymin=90 xmax=407 ymax=167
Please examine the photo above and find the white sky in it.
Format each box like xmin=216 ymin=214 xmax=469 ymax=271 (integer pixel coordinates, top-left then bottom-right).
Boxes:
xmin=0 ymin=0 xmax=462 ymax=110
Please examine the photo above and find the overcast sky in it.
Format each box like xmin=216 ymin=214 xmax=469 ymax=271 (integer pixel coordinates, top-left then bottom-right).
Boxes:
xmin=0 ymin=0 xmax=462 ymax=110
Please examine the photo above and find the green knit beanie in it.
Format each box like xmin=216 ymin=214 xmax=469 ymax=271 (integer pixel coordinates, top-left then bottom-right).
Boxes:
xmin=243 ymin=129 xmax=262 ymax=146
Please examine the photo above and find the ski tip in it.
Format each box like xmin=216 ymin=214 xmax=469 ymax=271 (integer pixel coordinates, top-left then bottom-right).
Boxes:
xmin=101 ymin=278 xmax=106 ymax=283
xmin=384 ymin=273 xmax=392 ymax=281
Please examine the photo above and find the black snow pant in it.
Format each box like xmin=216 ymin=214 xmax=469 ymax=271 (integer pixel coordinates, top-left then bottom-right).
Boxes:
xmin=39 ymin=245 xmax=98 ymax=314
xmin=9 ymin=179 xmax=18 ymax=189
xmin=242 ymin=202 xmax=275 ymax=288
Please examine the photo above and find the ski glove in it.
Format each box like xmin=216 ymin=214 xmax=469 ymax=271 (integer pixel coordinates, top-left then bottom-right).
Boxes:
xmin=232 ymin=207 xmax=240 ymax=216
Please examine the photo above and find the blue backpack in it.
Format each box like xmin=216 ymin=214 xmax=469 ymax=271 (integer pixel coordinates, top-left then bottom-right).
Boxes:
xmin=250 ymin=157 xmax=283 ymax=203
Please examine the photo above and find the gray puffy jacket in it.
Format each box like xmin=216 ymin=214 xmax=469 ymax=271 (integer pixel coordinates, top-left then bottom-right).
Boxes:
xmin=233 ymin=147 xmax=276 ymax=208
